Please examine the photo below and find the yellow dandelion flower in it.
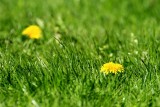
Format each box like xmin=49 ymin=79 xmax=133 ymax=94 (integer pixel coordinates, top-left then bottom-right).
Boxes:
xmin=100 ymin=62 xmax=124 ymax=75
xmin=22 ymin=25 xmax=42 ymax=39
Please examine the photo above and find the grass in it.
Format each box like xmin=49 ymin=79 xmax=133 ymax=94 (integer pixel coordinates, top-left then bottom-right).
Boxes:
xmin=1 ymin=0 xmax=160 ymax=106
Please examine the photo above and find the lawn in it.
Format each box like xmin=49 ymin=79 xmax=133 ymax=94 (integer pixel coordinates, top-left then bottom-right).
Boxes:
xmin=1 ymin=0 xmax=160 ymax=107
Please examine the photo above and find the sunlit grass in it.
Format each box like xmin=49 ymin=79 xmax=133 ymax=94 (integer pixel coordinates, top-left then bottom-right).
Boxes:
xmin=1 ymin=0 xmax=160 ymax=107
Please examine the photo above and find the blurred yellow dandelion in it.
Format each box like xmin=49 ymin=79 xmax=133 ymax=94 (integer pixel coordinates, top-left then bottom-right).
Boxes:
xmin=100 ymin=62 xmax=124 ymax=74
xmin=22 ymin=25 xmax=42 ymax=39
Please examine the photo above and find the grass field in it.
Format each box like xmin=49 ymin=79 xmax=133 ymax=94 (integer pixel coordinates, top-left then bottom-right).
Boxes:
xmin=1 ymin=0 xmax=160 ymax=106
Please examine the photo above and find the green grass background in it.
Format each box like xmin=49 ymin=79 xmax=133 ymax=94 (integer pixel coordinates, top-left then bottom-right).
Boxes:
xmin=1 ymin=0 xmax=160 ymax=106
